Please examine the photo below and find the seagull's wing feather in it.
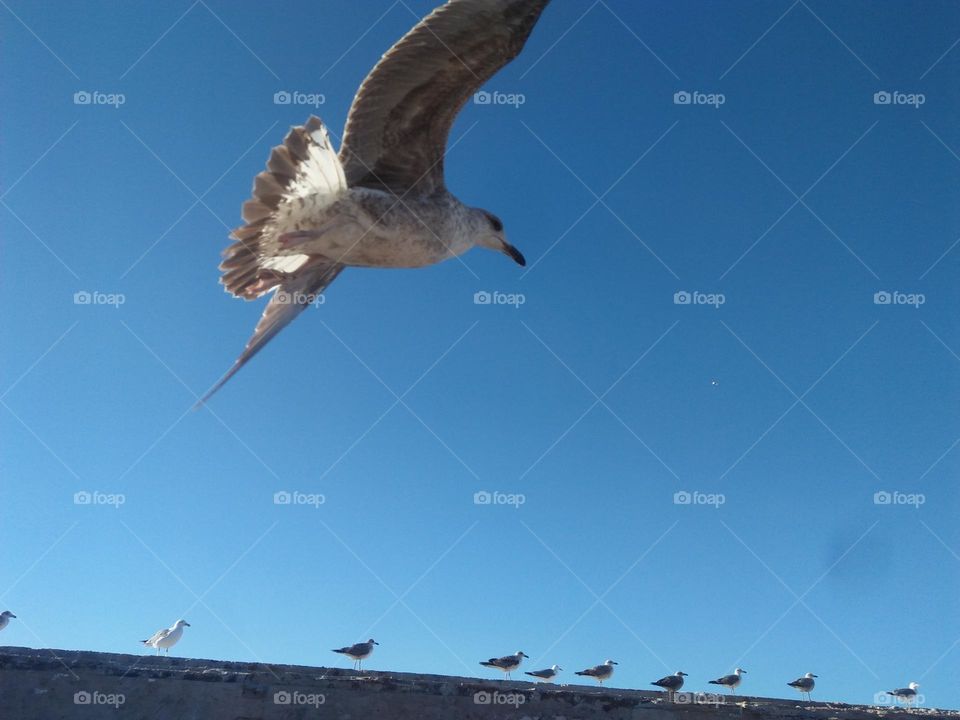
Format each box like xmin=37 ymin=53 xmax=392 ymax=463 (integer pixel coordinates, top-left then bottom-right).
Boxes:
xmin=339 ymin=0 xmax=551 ymax=195
xmin=144 ymin=628 xmax=170 ymax=645
xmin=198 ymin=261 xmax=342 ymax=405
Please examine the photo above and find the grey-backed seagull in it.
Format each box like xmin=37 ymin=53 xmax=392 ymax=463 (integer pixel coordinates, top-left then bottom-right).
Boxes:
xmin=200 ymin=0 xmax=551 ymax=402
xmin=525 ymin=664 xmax=562 ymax=682
xmin=141 ymin=619 xmax=190 ymax=655
xmin=788 ymin=672 xmax=817 ymax=700
xmin=0 ymin=611 xmax=15 ymax=631
xmin=332 ymin=638 xmax=379 ymax=670
xmin=885 ymin=682 xmax=920 ymax=708
xmin=651 ymin=670 xmax=687 ymax=699
xmin=480 ymin=650 xmax=528 ymax=679
xmin=709 ymin=667 xmax=745 ymax=694
xmin=575 ymin=659 xmax=618 ymax=685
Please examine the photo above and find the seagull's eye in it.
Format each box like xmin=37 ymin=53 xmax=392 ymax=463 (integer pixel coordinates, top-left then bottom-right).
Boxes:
xmin=486 ymin=213 xmax=503 ymax=233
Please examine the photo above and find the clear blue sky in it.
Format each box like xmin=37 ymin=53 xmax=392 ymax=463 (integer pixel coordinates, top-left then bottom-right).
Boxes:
xmin=3 ymin=0 xmax=960 ymax=710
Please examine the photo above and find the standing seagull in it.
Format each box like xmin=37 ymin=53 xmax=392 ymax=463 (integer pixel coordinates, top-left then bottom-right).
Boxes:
xmin=141 ymin=619 xmax=190 ymax=655
xmin=575 ymin=660 xmax=618 ymax=685
xmin=201 ymin=0 xmax=551 ymax=402
xmin=787 ymin=672 xmax=817 ymax=700
xmin=651 ymin=670 xmax=687 ymax=700
xmin=885 ymin=682 xmax=920 ymax=708
xmin=332 ymin=638 xmax=378 ymax=670
xmin=0 ymin=611 xmax=16 ymax=631
xmin=480 ymin=650 xmax=529 ymax=680
xmin=525 ymin=664 xmax=562 ymax=683
xmin=709 ymin=667 xmax=746 ymax=694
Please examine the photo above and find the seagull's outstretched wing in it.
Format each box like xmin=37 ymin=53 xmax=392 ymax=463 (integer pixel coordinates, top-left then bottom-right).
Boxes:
xmin=339 ymin=0 xmax=551 ymax=196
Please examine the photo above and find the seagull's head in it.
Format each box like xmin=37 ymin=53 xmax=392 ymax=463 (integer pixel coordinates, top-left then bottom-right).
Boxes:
xmin=516 ymin=651 xmax=529 ymax=658
xmin=605 ymin=660 xmax=618 ymax=666
xmin=474 ymin=210 xmax=525 ymax=266
xmin=908 ymin=682 xmax=920 ymax=690
xmin=806 ymin=673 xmax=818 ymax=678
xmin=1 ymin=611 xmax=15 ymax=619
xmin=553 ymin=664 xmax=563 ymax=671
xmin=677 ymin=671 xmax=688 ymax=677
xmin=175 ymin=619 xmax=191 ymax=628
xmin=735 ymin=668 xmax=746 ymax=674
xmin=368 ymin=639 xmax=379 ymax=645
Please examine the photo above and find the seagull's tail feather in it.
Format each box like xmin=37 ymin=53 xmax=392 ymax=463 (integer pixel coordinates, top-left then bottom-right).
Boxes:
xmin=708 ymin=680 xmax=721 ymax=685
xmin=220 ymin=116 xmax=347 ymax=301
xmin=196 ymin=260 xmax=344 ymax=406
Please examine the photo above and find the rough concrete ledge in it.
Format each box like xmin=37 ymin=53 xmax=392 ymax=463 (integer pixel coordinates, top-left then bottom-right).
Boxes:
xmin=0 ymin=646 xmax=954 ymax=719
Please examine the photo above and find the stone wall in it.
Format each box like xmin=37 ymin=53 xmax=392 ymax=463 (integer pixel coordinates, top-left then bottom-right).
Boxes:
xmin=0 ymin=647 xmax=953 ymax=719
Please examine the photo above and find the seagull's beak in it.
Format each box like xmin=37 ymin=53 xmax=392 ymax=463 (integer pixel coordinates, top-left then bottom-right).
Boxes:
xmin=9 ymin=614 xmax=15 ymax=618
xmin=373 ymin=641 xmax=380 ymax=645
xmin=183 ymin=622 xmax=191 ymax=627
xmin=502 ymin=240 xmax=526 ymax=266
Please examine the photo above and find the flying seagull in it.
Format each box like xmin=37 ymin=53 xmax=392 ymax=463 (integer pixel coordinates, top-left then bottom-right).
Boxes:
xmin=332 ymin=638 xmax=378 ymax=670
xmin=141 ymin=619 xmax=190 ymax=655
xmin=788 ymin=672 xmax=817 ymax=700
xmin=575 ymin=659 xmax=618 ymax=685
xmin=709 ymin=667 xmax=745 ymax=694
xmin=525 ymin=664 xmax=562 ymax=682
xmin=885 ymin=682 xmax=920 ymax=708
xmin=0 ymin=611 xmax=15 ymax=631
xmin=200 ymin=0 xmax=551 ymax=403
xmin=651 ymin=670 xmax=687 ymax=700
xmin=480 ymin=650 xmax=529 ymax=679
